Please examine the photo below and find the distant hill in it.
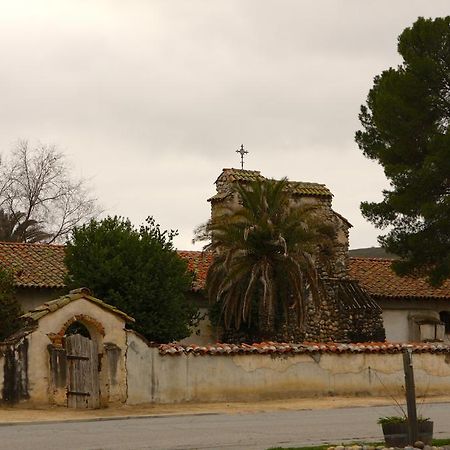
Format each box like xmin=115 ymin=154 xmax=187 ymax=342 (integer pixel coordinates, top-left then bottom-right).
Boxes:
xmin=348 ymin=247 xmax=399 ymax=259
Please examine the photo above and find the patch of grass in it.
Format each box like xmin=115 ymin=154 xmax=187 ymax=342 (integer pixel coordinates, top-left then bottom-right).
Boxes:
xmin=268 ymin=439 xmax=450 ymax=450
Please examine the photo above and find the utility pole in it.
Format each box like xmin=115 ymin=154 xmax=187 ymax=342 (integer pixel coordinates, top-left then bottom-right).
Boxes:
xmin=403 ymin=347 xmax=418 ymax=444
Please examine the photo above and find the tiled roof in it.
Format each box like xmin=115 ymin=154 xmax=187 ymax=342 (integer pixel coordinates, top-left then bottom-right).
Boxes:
xmin=2 ymin=242 xmax=448 ymax=302
xmin=0 ymin=241 xmax=210 ymax=291
xmin=159 ymin=341 xmax=450 ymax=356
xmin=0 ymin=241 xmax=67 ymax=288
xmin=21 ymin=288 xmax=135 ymax=323
xmin=215 ymin=168 xmax=264 ymax=184
xmin=212 ymin=168 xmax=332 ymax=199
xmin=348 ymin=257 xmax=450 ymax=300
xmin=178 ymin=250 xmax=213 ymax=291
xmin=288 ymin=181 xmax=332 ymax=197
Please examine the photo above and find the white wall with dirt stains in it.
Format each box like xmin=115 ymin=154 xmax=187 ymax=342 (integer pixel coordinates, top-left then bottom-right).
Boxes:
xmin=126 ymin=332 xmax=450 ymax=404
xmin=13 ymin=297 xmax=129 ymax=406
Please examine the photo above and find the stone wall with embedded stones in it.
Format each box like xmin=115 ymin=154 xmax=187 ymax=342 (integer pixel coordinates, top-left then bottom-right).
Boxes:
xmin=209 ymin=172 xmax=385 ymax=344
xmin=302 ymin=278 xmax=386 ymax=343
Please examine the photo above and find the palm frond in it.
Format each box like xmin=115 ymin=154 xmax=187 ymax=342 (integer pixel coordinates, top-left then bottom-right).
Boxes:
xmin=202 ymin=177 xmax=336 ymax=338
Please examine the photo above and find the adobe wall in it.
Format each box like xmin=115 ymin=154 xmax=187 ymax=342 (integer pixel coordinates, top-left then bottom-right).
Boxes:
xmin=0 ymin=350 xmax=3 ymax=397
xmin=0 ymin=332 xmax=30 ymax=404
xmin=126 ymin=334 xmax=450 ymax=405
xmin=379 ymin=299 xmax=450 ymax=342
xmin=16 ymin=287 xmax=65 ymax=313
xmin=31 ymin=298 xmax=128 ymax=405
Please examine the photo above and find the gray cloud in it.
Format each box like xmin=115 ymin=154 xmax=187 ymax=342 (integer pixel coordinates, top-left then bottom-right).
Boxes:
xmin=0 ymin=0 xmax=448 ymax=249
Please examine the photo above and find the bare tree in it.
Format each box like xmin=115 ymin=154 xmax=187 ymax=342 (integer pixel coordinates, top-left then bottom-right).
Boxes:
xmin=0 ymin=141 xmax=99 ymax=243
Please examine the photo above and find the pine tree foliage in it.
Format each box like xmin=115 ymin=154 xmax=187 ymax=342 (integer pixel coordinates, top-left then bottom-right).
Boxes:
xmin=65 ymin=216 xmax=196 ymax=342
xmin=356 ymin=16 xmax=450 ymax=285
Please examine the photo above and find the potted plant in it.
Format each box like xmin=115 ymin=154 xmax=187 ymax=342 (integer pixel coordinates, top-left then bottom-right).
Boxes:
xmin=378 ymin=416 xmax=433 ymax=447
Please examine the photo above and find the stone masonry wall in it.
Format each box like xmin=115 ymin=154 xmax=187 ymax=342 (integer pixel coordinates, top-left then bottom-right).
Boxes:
xmin=210 ymin=169 xmax=386 ymax=343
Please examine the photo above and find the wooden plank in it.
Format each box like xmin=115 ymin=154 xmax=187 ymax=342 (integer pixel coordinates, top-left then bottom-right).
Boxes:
xmin=65 ymin=334 xmax=100 ymax=409
xmin=88 ymin=339 xmax=100 ymax=408
xmin=67 ymin=355 xmax=89 ymax=360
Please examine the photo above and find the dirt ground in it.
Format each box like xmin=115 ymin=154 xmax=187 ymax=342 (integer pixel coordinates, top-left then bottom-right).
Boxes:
xmin=1 ymin=395 xmax=450 ymax=425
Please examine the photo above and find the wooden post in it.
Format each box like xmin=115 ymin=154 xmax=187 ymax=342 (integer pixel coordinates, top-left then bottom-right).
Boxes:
xmin=403 ymin=347 xmax=418 ymax=444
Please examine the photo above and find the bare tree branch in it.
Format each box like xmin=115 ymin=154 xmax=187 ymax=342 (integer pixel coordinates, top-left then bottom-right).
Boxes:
xmin=0 ymin=141 xmax=100 ymax=243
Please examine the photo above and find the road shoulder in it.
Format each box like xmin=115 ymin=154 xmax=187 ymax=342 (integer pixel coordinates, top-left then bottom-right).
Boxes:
xmin=1 ymin=395 xmax=450 ymax=425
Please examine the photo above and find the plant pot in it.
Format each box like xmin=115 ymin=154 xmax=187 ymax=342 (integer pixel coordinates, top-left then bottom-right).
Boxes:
xmin=382 ymin=421 xmax=433 ymax=447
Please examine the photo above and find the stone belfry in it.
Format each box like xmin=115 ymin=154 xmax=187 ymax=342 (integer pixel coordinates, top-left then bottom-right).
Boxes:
xmin=208 ymin=167 xmax=346 ymax=274
xmin=207 ymin=165 xmax=385 ymax=343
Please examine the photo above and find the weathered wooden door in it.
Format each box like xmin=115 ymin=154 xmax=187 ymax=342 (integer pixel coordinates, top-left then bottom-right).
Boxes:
xmin=65 ymin=334 xmax=100 ymax=409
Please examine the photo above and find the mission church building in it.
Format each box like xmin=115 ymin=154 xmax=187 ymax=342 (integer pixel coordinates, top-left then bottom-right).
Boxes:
xmin=0 ymin=168 xmax=449 ymax=344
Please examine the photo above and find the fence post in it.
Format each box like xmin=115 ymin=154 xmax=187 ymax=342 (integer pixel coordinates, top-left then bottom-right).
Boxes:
xmin=403 ymin=347 xmax=418 ymax=444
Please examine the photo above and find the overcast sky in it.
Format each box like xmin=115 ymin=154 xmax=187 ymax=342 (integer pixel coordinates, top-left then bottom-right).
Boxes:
xmin=0 ymin=1 xmax=448 ymax=250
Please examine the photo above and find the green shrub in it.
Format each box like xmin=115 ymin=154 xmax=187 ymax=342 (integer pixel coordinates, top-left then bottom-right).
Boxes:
xmin=65 ymin=216 xmax=196 ymax=342
xmin=377 ymin=415 xmax=430 ymax=425
xmin=0 ymin=268 xmax=23 ymax=341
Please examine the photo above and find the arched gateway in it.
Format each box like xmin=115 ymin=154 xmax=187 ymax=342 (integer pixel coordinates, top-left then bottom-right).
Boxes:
xmin=0 ymin=288 xmax=134 ymax=408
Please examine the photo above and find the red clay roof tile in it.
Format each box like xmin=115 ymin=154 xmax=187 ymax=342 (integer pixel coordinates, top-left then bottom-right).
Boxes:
xmin=2 ymin=243 xmax=448 ymax=302
xmin=158 ymin=341 xmax=450 ymax=356
xmin=348 ymin=257 xmax=450 ymax=300
xmin=0 ymin=242 xmax=212 ymax=291
xmin=0 ymin=241 xmax=67 ymax=288
xmin=177 ymin=250 xmax=213 ymax=291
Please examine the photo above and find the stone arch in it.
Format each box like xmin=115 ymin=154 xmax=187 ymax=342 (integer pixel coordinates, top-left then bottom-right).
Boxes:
xmin=47 ymin=314 xmax=105 ymax=348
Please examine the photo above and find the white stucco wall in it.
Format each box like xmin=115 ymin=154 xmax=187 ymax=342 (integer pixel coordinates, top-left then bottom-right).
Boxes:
xmin=126 ymin=332 xmax=450 ymax=405
xmin=382 ymin=310 xmax=412 ymax=342
xmin=382 ymin=303 xmax=450 ymax=342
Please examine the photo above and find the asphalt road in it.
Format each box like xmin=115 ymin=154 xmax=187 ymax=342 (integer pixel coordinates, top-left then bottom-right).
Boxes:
xmin=0 ymin=403 xmax=449 ymax=450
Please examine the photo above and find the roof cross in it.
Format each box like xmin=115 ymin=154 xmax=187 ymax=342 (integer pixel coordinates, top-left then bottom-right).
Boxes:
xmin=236 ymin=144 xmax=248 ymax=170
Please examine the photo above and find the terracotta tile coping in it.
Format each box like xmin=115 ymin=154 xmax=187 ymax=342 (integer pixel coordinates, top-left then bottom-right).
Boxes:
xmin=159 ymin=341 xmax=450 ymax=356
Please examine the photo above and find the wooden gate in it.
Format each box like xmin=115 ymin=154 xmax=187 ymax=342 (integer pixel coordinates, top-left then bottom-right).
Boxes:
xmin=65 ymin=334 xmax=100 ymax=408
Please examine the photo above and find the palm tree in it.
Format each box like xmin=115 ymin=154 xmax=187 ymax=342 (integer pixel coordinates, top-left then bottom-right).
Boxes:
xmin=0 ymin=209 xmax=51 ymax=243
xmin=200 ymin=178 xmax=336 ymax=340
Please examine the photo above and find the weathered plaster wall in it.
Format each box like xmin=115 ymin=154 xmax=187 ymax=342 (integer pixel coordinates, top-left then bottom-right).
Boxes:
xmin=383 ymin=310 xmax=411 ymax=342
xmin=16 ymin=287 xmax=65 ymax=313
xmin=180 ymin=308 xmax=216 ymax=345
xmin=25 ymin=298 xmax=128 ymax=405
xmin=0 ymin=349 xmax=4 ymax=399
xmin=0 ymin=334 xmax=30 ymax=404
xmin=126 ymin=333 xmax=450 ymax=404
xmin=380 ymin=300 xmax=450 ymax=342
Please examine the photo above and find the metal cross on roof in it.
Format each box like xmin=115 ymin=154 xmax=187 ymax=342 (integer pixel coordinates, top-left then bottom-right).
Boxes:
xmin=236 ymin=144 xmax=248 ymax=170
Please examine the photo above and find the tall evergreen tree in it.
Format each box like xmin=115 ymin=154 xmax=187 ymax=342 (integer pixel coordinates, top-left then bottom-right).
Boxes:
xmin=356 ymin=16 xmax=450 ymax=285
